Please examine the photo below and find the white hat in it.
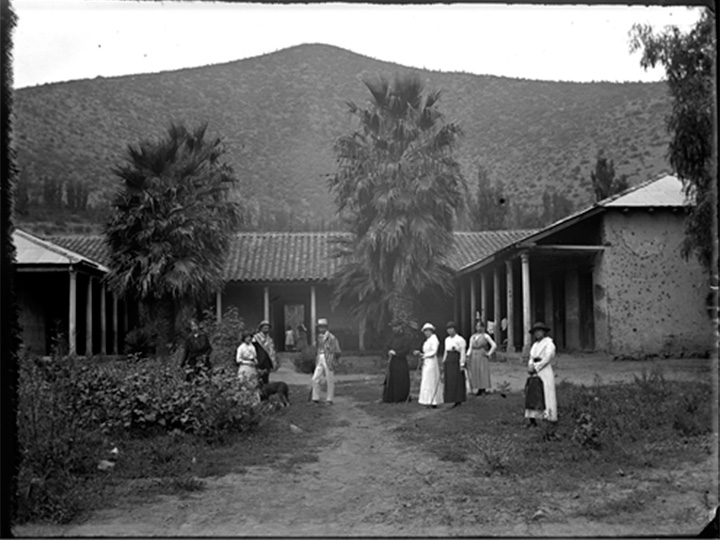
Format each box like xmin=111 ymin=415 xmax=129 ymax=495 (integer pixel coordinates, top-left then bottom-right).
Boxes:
xmin=421 ymin=322 xmax=436 ymax=332
xmin=317 ymin=318 xmax=329 ymax=327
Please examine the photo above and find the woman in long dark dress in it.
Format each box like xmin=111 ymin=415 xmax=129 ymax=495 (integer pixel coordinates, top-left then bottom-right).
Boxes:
xmin=382 ymin=325 xmax=417 ymax=402
xmin=442 ymin=321 xmax=467 ymax=408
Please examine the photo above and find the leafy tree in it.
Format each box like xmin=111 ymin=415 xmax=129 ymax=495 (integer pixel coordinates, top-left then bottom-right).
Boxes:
xmin=330 ymin=73 xmax=466 ymax=335
xmin=105 ymin=123 xmax=242 ymax=354
xmin=542 ymin=188 xmax=575 ymax=225
xmin=590 ymin=150 xmax=629 ymax=201
xmin=467 ymin=164 xmax=507 ymax=230
xmin=630 ymin=11 xmax=716 ymax=272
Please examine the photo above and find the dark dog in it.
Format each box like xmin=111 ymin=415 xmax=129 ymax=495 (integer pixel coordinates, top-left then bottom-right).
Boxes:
xmin=260 ymin=381 xmax=290 ymax=407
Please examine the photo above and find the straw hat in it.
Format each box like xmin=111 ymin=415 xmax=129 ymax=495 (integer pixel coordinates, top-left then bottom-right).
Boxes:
xmin=257 ymin=320 xmax=271 ymax=331
xmin=317 ymin=318 xmax=329 ymax=327
xmin=421 ymin=322 xmax=436 ymax=332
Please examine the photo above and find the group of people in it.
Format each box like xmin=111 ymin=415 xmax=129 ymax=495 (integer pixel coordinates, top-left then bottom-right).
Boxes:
xmin=182 ymin=314 xmax=558 ymax=426
xmin=382 ymin=318 xmax=558 ymax=427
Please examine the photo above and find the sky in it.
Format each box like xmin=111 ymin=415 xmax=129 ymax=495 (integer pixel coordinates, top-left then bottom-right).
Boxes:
xmin=11 ymin=0 xmax=706 ymax=89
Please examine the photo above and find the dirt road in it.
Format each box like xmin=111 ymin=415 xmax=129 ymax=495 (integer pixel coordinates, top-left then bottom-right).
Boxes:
xmin=14 ymin=356 xmax=717 ymax=537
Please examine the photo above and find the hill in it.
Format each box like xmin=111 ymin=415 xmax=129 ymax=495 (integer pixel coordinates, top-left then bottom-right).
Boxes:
xmin=13 ymin=43 xmax=672 ymax=235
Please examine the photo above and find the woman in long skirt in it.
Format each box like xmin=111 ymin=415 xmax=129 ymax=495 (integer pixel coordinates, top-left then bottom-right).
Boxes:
xmin=382 ymin=327 xmax=414 ymax=402
xmin=442 ymin=321 xmax=467 ymax=408
xmin=525 ymin=321 xmax=557 ymax=428
xmin=468 ymin=320 xmax=497 ymax=396
xmin=236 ymin=333 xmax=259 ymax=388
xmin=416 ymin=323 xmax=443 ymax=408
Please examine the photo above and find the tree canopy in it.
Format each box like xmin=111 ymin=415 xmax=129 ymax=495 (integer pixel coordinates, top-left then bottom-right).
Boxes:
xmin=330 ymin=74 xmax=466 ymax=334
xmin=630 ymin=11 xmax=717 ymax=273
xmin=105 ymin=122 xmax=242 ymax=350
xmin=590 ymin=150 xmax=629 ymax=202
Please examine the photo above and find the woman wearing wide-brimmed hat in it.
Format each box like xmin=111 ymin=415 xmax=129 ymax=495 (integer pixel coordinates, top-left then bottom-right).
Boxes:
xmin=524 ymin=321 xmax=557 ymax=427
xmin=442 ymin=321 xmax=467 ymax=408
xmin=416 ymin=323 xmax=443 ymax=408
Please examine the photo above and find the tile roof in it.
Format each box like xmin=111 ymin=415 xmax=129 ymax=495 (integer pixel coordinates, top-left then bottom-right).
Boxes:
xmin=14 ymin=230 xmax=108 ymax=270
xmin=48 ymin=231 xmax=536 ymax=283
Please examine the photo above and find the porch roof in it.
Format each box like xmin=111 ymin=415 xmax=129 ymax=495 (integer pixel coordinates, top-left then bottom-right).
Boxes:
xmin=47 ymin=230 xmax=536 ymax=283
xmin=455 ymin=173 xmax=688 ymax=276
xmin=14 ymin=229 xmax=108 ymax=272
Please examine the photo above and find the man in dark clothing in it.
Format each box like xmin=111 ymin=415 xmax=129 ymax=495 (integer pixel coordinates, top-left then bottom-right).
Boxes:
xmin=253 ymin=320 xmax=276 ymax=385
xmin=181 ymin=319 xmax=212 ymax=382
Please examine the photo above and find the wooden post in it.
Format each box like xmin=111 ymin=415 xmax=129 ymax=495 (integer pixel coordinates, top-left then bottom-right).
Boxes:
xmin=506 ymin=259 xmax=515 ymax=353
xmin=493 ymin=266 xmax=501 ymax=347
xmin=470 ymin=275 xmax=477 ymax=329
xmin=216 ymin=290 xmax=222 ymax=322
xmin=112 ymin=293 xmax=119 ymax=355
xmin=263 ymin=286 xmax=270 ymax=323
xmin=310 ymin=285 xmax=317 ymax=346
xmin=480 ymin=272 xmax=488 ymax=322
xmin=100 ymin=283 xmax=107 ymax=355
xmin=69 ymin=270 xmax=77 ymax=355
xmin=521 ymin=252 xmax=532 ymax=355
xmin=358 ymin=318 xmax=365 ymax=351
xmin=86 ymin=276 xmax=93 ymax=357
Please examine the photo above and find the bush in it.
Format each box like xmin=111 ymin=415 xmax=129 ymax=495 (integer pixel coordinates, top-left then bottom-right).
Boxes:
xmin=201 ymin=307 xmax=246 ymax=368
xmin=293 ymin=346 xmax=317 ymax=374
xmin=124 ymin=324 xmax=160 ymax=356
xmin=15 ymin=355 xmax=105 ymax=524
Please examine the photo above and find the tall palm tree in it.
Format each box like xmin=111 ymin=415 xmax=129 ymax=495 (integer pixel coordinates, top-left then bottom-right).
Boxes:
xmin=330 ymin=74 xmax=466 ymax=336
xmin=105 ymin=123 xmax=242 ymax=354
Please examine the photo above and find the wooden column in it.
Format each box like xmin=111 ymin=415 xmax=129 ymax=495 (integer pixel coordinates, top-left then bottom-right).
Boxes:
xmin=480 ymin=272 xmax=488 ymax=322
xmin=521 ymin=252 xmax=532 ymax=354
xmin=100 ymin=283 xmax=107 ymax=355
xmin=470 ymin=275 xmax=477 ymax=328
xmin=112 ymin=293 xmax=119 ymax=355
xmin=68 ymin=270 xmax=77 ymax=356
xmin=216 ymin=290 xmax=223 ymax=322
xmin=544 ymin=277 xmax=554 ymax=329
xmin=310 ymin=285 xmax=317 ymax=346
xmin=86 ymin=276 xmax=93 ymax=357
xmin=506 ymin=259 xmax=515 ymax=353
xmin=493 ymin=266 xmax=501 ymax=346
xmin=358 ymin=318 xmax=366 ymax=351
xmin=263 ymin=286 xmax=270 ymax=322
xmin=459 ymin=279 xmax=468 ymax=337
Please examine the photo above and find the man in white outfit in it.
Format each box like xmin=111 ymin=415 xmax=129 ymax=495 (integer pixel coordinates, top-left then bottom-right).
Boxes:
xmin=311 ymin=318 xmax=342 ymax=405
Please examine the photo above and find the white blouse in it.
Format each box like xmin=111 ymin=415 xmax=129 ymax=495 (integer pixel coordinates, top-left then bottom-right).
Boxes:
xmin=444 ymin=334 xmax=467 ymax=367
xmin=422 ymin=334 xmax=440 ymax=359
xmin=528 ymin=336 xmax=555 ymax=372
xmin=236 ymin=343 xmax=257 ymax=366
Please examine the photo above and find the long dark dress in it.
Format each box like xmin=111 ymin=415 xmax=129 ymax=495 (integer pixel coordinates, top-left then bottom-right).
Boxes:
xmin=443 ymin=350 xmax=466 ymax=403
xmin=382 ymin=328 xmax=417 ymax=403
xmin=253 ymin=341 xmax=273 ymax=385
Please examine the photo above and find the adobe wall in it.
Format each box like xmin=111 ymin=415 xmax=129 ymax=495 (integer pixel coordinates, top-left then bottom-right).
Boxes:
xmin=597 ymin=210 xmax=713 ymax=358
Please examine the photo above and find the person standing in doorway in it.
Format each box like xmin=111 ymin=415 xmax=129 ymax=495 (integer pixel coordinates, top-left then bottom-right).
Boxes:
xmin=442 ymin=321 xmax=467 ymax=408
xmin=253 ymin=320 xmax=276 ymax=385
xmin=181 ymin=319 xmax=212 ymax=382
xmin=311 ymin=318 xmax=341 ymax=405
xmin=468 ymin=320 xmax=497 ymax=396
xmin=296 ymin=323 xmax=308 ymax=352
xmin=284 ymin=325 xmax=296 ymax=352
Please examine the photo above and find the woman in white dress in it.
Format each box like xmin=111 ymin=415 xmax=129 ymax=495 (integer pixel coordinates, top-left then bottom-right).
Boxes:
xmin=236 ymin=333 xmax=259 ymax=388
xmin=416 ymin=323 xmax=443 ymax=408
xmin=525 ymin=321 xmax=557 ymax=427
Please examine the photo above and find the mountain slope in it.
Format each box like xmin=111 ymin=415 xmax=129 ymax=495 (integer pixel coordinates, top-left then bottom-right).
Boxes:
xmin=13 ymin=43 xmax=672 ymax=234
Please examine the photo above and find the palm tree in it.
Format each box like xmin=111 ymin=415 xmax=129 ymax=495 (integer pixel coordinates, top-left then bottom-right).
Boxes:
xmin=330 ymin=73 xmax=466 ymax=336
xmin=105 ymin=122 xmax=242 ymax=354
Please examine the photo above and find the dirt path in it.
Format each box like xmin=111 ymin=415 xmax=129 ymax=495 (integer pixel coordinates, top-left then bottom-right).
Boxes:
xmin=15 ymin=382 xmax=717 ymax=537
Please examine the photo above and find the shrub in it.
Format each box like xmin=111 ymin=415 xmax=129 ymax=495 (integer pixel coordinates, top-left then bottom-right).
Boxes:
xmin=293 ymin=345 xmax=317 ymax=374
xmin=201 ymin=307 xmax=246 ymax=368
xmin=124 ymin=324 xmax=160 ymax=356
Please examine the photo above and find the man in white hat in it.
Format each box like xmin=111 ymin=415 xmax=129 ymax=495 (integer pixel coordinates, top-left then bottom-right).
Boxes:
xmin=311 ymin=318 xmax=341 ymax=405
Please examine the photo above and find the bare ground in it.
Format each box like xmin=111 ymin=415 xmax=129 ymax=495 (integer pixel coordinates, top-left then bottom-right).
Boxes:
xmin=14 ymin=355 xmax=718 ymax=537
